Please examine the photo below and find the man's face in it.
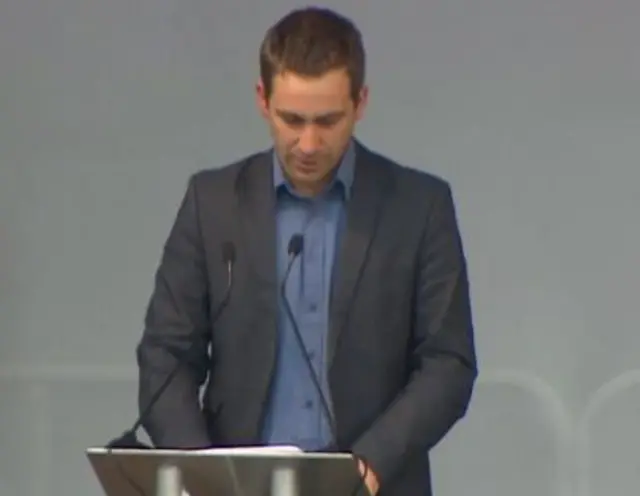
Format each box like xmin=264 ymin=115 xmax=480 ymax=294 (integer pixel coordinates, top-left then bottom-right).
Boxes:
xmin=256 ymin=68 xmax=368 ymax=196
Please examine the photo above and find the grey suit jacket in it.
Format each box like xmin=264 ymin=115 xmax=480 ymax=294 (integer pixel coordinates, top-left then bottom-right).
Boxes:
xmin=137 ymin=141 xmax=477 ymax=495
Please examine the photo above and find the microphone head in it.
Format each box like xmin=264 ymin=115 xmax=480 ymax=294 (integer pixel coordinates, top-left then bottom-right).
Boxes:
xmin=287 ymin=234 xmax=304 ymax=256
xmin=222 ymin=241 xmax=236 ymax=264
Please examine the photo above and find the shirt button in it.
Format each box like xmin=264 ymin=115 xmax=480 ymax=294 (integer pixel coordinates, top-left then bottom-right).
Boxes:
xmin=308 ymin=303 xmax=318 ymax=312
xmin=304 ymin=400 xmax=314 ymax=409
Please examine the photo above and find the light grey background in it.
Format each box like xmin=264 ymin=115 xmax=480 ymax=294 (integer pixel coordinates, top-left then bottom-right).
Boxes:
xmin=1 ymin=0 xmax=639 ymax=495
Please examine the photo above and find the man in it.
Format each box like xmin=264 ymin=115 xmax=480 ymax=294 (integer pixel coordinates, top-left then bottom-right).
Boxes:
xmin=136 ymin=7 xmax=477 ymax=495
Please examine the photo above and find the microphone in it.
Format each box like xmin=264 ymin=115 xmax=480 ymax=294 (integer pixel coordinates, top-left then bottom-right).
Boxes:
xmin=280 ymin=234 xmax=338 ymax=443
xmin=280 ymin=234 xmax=338 ymax=444
xmin=281 ymin=234 xmax=368 ymax=495
xmin=107 ymin=241 xmax=237 ymax=449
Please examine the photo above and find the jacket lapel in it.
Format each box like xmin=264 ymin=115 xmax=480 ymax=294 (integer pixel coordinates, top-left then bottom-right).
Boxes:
xmin=236 ymin=151 xmax=278 ymax=291
xmin=235 ymin=151 xmax=279 ymax=424
xmin=328 ymin=142 xmax=393 ymax=366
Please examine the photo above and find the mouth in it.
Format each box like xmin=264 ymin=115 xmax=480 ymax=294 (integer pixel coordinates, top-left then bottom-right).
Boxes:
xmin=293 ymin=157 xmax=319 ymax=170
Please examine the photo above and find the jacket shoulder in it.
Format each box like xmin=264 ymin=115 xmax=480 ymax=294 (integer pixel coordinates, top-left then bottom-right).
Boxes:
xmin=190 ymin=149 xmax=269 ymax=189
xmin=362 ymin=145 xmax=453 ymax=199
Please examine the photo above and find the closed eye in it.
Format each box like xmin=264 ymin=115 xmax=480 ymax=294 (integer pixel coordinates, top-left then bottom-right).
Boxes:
xmin=276 ymin=110 xmax=345 ymax=128
xmin=278 ymin=112 xmax=305 ymax=127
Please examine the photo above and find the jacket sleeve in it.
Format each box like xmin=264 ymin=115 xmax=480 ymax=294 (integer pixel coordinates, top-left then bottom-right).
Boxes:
xmin=136 ymin=175 xmax=212 ymax=448
xmin=351 ymin=182 xmax=478 ymax=486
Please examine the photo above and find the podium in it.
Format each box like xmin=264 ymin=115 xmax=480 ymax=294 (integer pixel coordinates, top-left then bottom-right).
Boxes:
xmin=86 ymin=446 xmax=367 ymax=496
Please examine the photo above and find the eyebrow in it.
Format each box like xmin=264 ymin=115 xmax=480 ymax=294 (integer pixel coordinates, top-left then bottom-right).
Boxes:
xmin=275 ymin=109 xmax=346 ymax=121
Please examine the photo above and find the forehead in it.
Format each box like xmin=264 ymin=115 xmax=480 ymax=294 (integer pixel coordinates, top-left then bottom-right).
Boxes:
xmin=270 ymin=69 xmax=352 ymax=112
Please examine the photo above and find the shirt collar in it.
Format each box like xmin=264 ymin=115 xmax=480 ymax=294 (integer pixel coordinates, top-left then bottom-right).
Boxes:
xmin=272 ymin=139 xmax=356 ymax=200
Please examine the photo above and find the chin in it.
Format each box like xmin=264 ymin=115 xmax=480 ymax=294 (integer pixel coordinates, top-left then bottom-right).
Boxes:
xmin=292 ymin=165 xmax=322 ymax=179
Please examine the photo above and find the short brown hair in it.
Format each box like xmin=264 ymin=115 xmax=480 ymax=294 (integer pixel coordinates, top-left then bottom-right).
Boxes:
xmin=259 ymin=7 xmax=366 ymax=101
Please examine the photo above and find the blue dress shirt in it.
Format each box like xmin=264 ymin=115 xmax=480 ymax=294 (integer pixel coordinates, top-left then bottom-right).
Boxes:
xmin=260 ymin=141 xmax=355 ymax=450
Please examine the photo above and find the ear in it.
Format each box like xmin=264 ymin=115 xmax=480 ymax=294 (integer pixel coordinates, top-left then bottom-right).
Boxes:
xmin=355 ymin=85 xmax=369 ymax=121
xmin=255 ymin=80 xmax=269 ymax=119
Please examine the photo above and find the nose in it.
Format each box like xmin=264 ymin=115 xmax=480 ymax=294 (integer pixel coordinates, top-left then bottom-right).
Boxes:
xmin=297 ymin=126 xmax=322 ymax=154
